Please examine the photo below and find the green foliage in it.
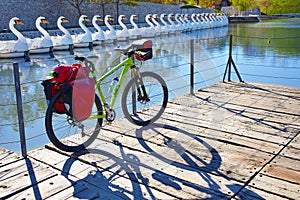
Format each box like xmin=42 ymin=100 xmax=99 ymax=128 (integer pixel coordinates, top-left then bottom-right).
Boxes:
xmin=185 ymin=0 xmax=195 ymax=5
xmin=125 ymin=0 xmax=139 ymax=6
xmin=60 ymin=0 xmax=300 ymax=16
xmin=231 ymin=0 xmax=300 ymax=14
xmin=200 ymin=0 xmax=221 ymax=8
xmin=230 ymin=0 xmax=257 ymax=11
xmin=266 ymin=0 xmax=300 ymax=14
xmin=137 ymin=0 xmax=185 ymax=4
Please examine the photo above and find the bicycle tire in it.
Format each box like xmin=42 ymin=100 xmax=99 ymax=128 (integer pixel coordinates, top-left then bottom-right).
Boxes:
xmin=122 ymin=71 xmax=168 ymax=126
xmin=45 ymin=90 xmax=103 ymax=152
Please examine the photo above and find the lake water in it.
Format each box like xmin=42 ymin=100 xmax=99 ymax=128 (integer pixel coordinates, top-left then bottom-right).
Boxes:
xmin=1 ymin=18 xmax=299 ymax=153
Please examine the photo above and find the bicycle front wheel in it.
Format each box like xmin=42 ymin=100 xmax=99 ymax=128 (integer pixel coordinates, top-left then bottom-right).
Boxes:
xmin=122 ymin=71 xmax=168 ymax=126
xmin=45 ymin=91 xmax=103 ymax=152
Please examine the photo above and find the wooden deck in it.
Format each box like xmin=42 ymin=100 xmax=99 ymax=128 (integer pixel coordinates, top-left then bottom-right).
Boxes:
xmin=1 ymin=81 xmax=300 ymax=199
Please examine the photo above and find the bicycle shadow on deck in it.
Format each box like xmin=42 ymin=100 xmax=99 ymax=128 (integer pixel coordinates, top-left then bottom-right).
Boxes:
xmin=61 ymin=147 xmax=151 ymax=199
xmin=59 ymin=122 xmax=266 ymax=199
xmin=134 ymin=123 xmax=266 ymax=199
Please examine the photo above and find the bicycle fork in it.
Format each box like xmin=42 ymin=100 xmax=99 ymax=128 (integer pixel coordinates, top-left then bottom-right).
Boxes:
xmin=131 ymin=67 xmax=149 ymax=114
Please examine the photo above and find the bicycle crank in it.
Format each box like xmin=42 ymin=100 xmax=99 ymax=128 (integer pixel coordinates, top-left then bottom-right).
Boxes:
xmin=106 ymin=108 xmax=116 ymax=122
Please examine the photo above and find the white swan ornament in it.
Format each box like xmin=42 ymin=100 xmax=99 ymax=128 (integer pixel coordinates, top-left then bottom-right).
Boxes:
xmin=151 ymin=14 xmax=161 ymax=36
xmin=196 ymin=14 xmax=204 ymax=30
xmin=128 ymin=15 xmax=141 ymax=39
xmin=160 ymin=14 xmax=170 ymax=35
xmin=174 ymin=14 xmax=183 ymax=32
xmin=72 ymin=15 xmax=93 ymax=48
xmin=51 ymin=16 xmax=73 ymax=51
xmin=27 ymin=16 xmax=53 ymax=54
xmin=209 ymin=14 xmax=218 ymax=28
xmin=167 ymin=13 xmax=176 ymax=34
xmin=0 ymin=17 xmax=29 ymax=59
xmin=190 ymin=14 xmax=199 ymax=31
xmin=116 ymin=15 xmax=130 ymax=41
xmin=183 ymin=14 xmax=192 ymax=32
xmin=92 ymin=15 xmax=105 ymax=45
xmin=204 ymin=13 xmax=213 ymax=29
xmin=104 ymin=15 xmax=117 ymax=43
xmin=139 ymin=14 xmax=155 ymax=38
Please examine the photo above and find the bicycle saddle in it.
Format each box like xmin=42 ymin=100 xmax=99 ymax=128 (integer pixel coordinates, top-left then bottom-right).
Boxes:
xmin=115 ymin=39 xmax=152 ymax=54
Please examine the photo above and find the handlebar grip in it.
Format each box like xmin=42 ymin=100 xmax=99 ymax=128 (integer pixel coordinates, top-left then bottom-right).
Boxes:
xmin=75 ymin=56 xmax=86 ymax=62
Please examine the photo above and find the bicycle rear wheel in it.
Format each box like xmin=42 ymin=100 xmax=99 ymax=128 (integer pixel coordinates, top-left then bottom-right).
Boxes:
xmin=45 ymin=91 xmax=103 ymax=152
xmin=122 ymin=71 xmax=168 ymax=126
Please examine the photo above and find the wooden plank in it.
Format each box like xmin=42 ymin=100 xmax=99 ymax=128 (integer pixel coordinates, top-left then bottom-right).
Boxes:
xmin=263 ymin=163 xmax=300 ymax=185
xmin=169 ymin=92 xmax=300 ymax=125
xmin=220 ymin=82 xmax=300 ymax=98
xmin=289 ymin=132 xmax=300 ymax=149
xmin=1 ymin=81 xmax=299 ymax=199
xmin=41 ymin=128 xmax=244 ymax=198
xmin=193 ymin=92 xmax=300 ymax=118
xmin=0 ymin=158 xmax=56 ymax=199
xmin=246 ymin=172 xmax=300 ymax=199
xmin=235 ymin=185 xmax=293 ymax=200
xmin=7 ymin=168 xmax=124 ymax=200
xmin=197 ymin=82 xmax=300 ymax=116
xmin=167 ymin=96 xmax=299 ymax=142
xmin=207 ymin=82 xmax=300 ymax=97
xmin=96 ymin=118 xmax=280 ymax=185
xmin=279 ymin=133 xmax=300 ymax=159
xmin=0 ymin=148 xmax=22 ymax=167
xmin=155 ymin=105 xmax=293 ymax=152
xmin=90 ymin=125 xmax=269 ymax=184
xmin=63 ymin=136 xmax=238 ymax=199
xmin=28 ymin=147 xmax=175 ymax=200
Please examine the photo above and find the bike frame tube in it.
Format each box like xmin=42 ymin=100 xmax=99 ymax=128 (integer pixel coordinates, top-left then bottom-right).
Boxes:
xmin=96 ymin=56 xmax=135 ymax=110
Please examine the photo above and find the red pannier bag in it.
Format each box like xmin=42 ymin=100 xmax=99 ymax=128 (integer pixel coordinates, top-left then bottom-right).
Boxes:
xmin=63 ymin=77 xmax=96 ymax=121
xmin=41 ymin=79 xmax=66 ymax=114
xmin=42 ymin=63 xmax=95 ymax=120
xmin=52 ymin=63 xmax=90 ymax=83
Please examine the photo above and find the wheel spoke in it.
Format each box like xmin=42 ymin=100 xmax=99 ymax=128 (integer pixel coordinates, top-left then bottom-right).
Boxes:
xmin=45 ymin=92 xmax=103 ymax=152
xmin=122 ymin=72 xmax=168 ymax=126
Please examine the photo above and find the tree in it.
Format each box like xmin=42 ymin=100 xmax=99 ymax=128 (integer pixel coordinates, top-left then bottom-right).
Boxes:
xmin=185 ymin=0 xmax=221 ymax=8
xmin=112 ymin=0 xmax=139 ymax=23
xmin=231 ymin=0 xmax=257 ymax=11
xmin=87 ymin=0 xmax=112 ymax=16
xmin=260 ymin=0 xmax=271 ymax=14
xmin=88 ymin=0 xmax=139 ymax=23
xmin=200 ymin=0 xmax=221 ymax=8
xmin=138 ymin=0 xmax=185 ymax=4
xmin=185 ymin=0 xmax=200 ymax=6
xmin=57 ymin=0 xmax=85 ymax=17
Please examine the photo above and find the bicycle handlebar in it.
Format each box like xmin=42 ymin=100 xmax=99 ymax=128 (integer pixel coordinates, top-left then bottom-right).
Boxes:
xmin=75 ymin=56 xmax=96 ymax=75
xmin=74 ymin=56 xmax=86 ymax=62
xmin=74 ymin=39 xmax=152 ymax=73
xmin=115 ymin=39 xmax=153 ymax=55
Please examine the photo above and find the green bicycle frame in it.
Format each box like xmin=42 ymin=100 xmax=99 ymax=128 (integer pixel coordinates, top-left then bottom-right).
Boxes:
xmin=94 ymin=56 xmax=135 ymax=119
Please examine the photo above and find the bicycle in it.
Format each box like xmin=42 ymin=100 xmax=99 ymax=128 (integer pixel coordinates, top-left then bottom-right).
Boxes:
xmin=45 ymin=39 xmax=168 ymax=152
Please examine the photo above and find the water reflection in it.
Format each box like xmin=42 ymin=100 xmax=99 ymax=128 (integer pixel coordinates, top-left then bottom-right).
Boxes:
xmin=229 ymin=18 xmax=300 ymax=56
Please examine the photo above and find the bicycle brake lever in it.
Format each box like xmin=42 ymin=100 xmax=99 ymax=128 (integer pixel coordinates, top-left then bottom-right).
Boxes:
xmin=75 ymin=56 xmax=86 ymax=62
xmin=115 ymin=44 xmax=132 ymax=55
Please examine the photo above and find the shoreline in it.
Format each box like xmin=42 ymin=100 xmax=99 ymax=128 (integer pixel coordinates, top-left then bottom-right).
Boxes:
xmin=261 ymin=14 xmax=300 ymax=20
xmin=229 ymin=14 xmax=299 ymax=23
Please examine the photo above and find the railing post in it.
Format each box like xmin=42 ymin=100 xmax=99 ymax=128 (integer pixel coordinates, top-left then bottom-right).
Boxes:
xmin=223 ymin=34 xmax=243 ymax=82
xmin=13 ymin=63 xmax=27 ymax=157
xmin=190 ymin=39 xmax=194 ymax=95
